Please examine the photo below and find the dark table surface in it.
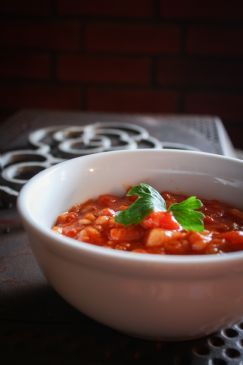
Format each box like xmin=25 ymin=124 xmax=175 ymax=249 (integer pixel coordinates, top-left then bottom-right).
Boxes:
xmin=1 ymin=110 xmax=243 ymax=364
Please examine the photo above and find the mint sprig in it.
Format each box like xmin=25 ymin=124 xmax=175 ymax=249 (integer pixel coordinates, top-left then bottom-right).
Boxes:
xmin=115 ymin=183 xmax=166 ymax=226
xmin=169 ymin=196 xmax=204 ymax=232
xmin=115 ymin=183 xmax=204 ymax=232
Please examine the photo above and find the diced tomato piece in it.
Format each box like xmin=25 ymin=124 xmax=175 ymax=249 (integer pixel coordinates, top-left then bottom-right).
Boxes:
xmin=78 ymin=226 xmax=103 ymax=244
xmin=63 ymin=227 xmax=78 ymax=238
xmin=141 ymin=211 xmax=181 ymax=230
xmin=220 ymin=231 xmax=243 ymax=252
xmin=132 ymin=248 xmax=147 ymax=253
xmin=128 ymin=195 xmax=137 ymax=202
xmin=110 ymin=226 xmax=144 ymax=241
xmin=97 ymin=194 xmax=118 ymax=207
xmin=146 ymin=229 xmax=173 ymax=247
xmin=99 ymin=208 xmax=115 ymax=216
xmin=56 ymin=212 xmax=78 ymax=225
xmin=118 ymin=205 xmax=129 ymax=211
xmin=221 ymin=231 xmax=243 ymax=248
xmin=141 ymin=212 xmax=163 ymax=229
xmin=188 ymin=232 xmax=211 ymax=252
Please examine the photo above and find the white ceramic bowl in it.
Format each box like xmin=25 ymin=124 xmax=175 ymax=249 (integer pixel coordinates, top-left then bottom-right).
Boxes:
xmin=18 ymin=150 xmax=243 ymax=341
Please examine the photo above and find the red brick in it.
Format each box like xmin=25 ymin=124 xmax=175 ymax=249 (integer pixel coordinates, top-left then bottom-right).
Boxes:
xmin=160 ymin=0 xmax=243 ymax=20
xmin=0 ymin=52 xmax=50 ymax=79
xmin=58 ymin=0 xmax=154 ymax=17
xmin=185 ymin=93 xmax=243 ymax=119
xmin=0 ymin=0 xmax=52 ymax=16
xmin=0 ymin=85 xmax=82 ymax=110
xmin=85 ymin=24 xmax=181 ymax=54
xmin=57 ymin=55 xmax=150 ymax=85
xmin=187 ymin=26 xmax=243 ymax=56
xmin=87 ymin=88 xmax=178 ymax=113
xmin=157 ymin=58 xmax=243 ymax=88
xmin=0 ymin=21 xmax=81 ymax=51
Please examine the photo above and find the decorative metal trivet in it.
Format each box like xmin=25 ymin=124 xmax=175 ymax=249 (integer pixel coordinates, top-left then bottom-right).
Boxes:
xmin=190 ymin=323 xmax=243 ymax=364
xmin=0 ymin=119 xmax=235 ymax=207
xmin=0 ymin=122 xmax=203 ymax=206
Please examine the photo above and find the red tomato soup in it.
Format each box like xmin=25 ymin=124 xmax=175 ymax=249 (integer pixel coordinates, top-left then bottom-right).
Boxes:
xmin=52 ymin=191 xmax=243 ymax=255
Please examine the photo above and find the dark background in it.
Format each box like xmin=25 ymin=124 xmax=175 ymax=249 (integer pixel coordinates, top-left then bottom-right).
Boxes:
xmin=0 ymin=0 xmax=243 ymax=148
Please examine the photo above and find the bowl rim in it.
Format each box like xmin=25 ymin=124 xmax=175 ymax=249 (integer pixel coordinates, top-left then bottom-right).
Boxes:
xmin=17 ymin=149 xmax=243 ymax=267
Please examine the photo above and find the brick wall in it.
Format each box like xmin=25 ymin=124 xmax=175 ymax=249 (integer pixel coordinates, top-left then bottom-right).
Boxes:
xmin=0 ymin=0 xmax=243 ymax=147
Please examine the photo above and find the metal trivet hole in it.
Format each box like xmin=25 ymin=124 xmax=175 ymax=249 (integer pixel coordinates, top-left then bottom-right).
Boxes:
xmin=191 ymin=322 xmax=243 ymax=364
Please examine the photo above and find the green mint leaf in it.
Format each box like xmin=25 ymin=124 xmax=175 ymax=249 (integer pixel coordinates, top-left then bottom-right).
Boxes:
xmin=115 ymin=183 xmax=166 ymax=226
xmin=169 ymin=196 xmax=204 ymax=232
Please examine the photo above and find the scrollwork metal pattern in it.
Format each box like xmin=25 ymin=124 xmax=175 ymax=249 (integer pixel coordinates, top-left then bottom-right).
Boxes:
xmin=0 ymin=122 xmax=198 ymax=206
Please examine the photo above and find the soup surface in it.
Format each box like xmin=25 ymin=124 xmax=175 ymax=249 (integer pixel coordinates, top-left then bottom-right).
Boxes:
xmin=53 ymin=190 xmax=243 ymax=255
